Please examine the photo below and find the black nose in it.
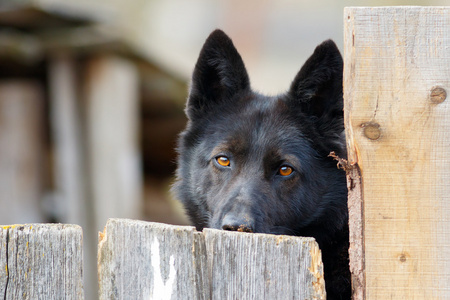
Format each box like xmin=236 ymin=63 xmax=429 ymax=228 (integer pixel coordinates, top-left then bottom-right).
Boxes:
xmin=221 ymin=214 xmax=254 ymax=233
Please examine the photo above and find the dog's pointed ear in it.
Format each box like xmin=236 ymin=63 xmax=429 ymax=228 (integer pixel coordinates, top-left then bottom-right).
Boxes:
xmin=187 ymin=30 xmax=250 ymax=120
xmin=288 ymin=40 xmax=343 ymax=122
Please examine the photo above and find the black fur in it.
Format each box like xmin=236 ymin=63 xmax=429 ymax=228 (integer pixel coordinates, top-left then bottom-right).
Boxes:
xmin=173 ymin=29 xmax=350 ymax=299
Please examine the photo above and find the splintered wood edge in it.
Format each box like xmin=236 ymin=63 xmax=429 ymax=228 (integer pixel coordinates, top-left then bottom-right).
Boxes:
xmin=344 ymin=7 xmax=366 ymax=300
xmin=309 ymin=243 xmax=326 ymax=299
xmin=346 ymin=166 xmax=365 ymax=300
xmin=97 ymin=223 xmax=108 ymax=279
xmin=98 ymin=224 xmax=107 ymax=248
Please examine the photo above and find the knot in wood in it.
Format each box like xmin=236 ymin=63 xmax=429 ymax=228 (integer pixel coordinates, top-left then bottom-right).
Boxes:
xmin=430 ymin=87 xmax=447 ymax=104
xmin=361 ymin=122 xmax=381 ymax=140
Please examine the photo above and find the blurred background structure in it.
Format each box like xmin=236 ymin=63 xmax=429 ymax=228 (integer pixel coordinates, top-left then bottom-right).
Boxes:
xmin=0 ymin=0 xmax=445 ymax=298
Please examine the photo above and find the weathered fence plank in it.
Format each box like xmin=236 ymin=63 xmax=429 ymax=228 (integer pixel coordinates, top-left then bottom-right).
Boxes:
xmin=344 ymin=6 xmax=450 ymax=299
xmin=98 ymin=218 xmax=325 ymax=300
xmin=204 ymin=228 xmax=325 ymax=300
xmin=98 ymin=219 xmax=207 ymax=300
xmin=0 ymin=224 xmax=84 ymax=299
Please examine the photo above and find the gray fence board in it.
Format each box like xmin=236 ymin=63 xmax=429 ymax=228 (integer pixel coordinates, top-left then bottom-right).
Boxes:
xmin=0 ymin=224 xmax=84 ymax=299
xmin=98 ymin=218 xmax=325 ymax=300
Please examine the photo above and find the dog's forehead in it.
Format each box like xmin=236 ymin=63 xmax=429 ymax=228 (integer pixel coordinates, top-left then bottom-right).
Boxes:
xmin=211 ymin=94 xmax=309 ymax=154
xmin=238 ymin=94 xmax=297 ymax=137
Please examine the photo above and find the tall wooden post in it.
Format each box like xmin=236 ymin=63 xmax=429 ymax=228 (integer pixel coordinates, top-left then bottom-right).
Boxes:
xmin=48 ymin=53 xmax=88 ymax=226
xmin=83 ymin=55 xmax=142 ymax=233
xmin=0 ymin=81 xmax=45 ymax=224
xmin=48 ymin=53 xmax=98 ymax=300
xmin=344 ymin=7 xmax=450 ymax=299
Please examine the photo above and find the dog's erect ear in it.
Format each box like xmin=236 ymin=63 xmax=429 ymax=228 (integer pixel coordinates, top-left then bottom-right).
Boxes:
xmin=288 ymin=40 xmax=343 ymax=122
xmin=187 ymin=30 xmax=250 ymax=120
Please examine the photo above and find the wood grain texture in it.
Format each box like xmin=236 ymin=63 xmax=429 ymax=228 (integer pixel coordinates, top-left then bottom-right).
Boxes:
xmin=346 ymin=165 xmax=365 ymax=300
xmin=203 ymin=228 xmax=324 ymax=300
xmin=98 ymin=218 xmax=325 ymax=300
xmin=344 ymin=6 xmax=450 ymax=299
xmin=98 ymin=219 xmax=207 ymax=300
xmin=0 ymin=224 xmax=84 ymax=299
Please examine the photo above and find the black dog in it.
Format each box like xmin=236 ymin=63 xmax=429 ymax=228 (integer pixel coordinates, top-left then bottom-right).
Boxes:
xmin=173 ymin=29 xmax=350 ymax=299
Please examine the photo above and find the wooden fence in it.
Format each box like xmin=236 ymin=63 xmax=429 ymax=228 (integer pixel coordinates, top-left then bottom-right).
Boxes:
xmin=0 ymin=219 xmax=325 ymax=300
xmin=0 ymin=224 xmax=83 ymax=299
xmin=344 ymin=6 xmax=450 ymax=300
xmin=1 ymin=6 xmax=449 ymax=300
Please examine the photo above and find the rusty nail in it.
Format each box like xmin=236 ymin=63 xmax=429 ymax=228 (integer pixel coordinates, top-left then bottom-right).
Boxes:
xmin=430 ymin=87 xmax=447 ymax=104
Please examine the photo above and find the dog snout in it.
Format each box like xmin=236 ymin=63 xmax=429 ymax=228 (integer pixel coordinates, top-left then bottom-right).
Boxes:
xmin=221 ymin=213 xmax=254 ymax=233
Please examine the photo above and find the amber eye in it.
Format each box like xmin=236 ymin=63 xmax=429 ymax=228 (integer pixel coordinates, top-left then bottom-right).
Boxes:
xmin=279 ymin=166 xmax=293 ymax=176
xmin=216 ymin=156 xmax=230 ymax=167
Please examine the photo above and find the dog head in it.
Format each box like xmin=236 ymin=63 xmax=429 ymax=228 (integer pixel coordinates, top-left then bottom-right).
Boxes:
xmin=174 ymin=30 xmax=347 ymax=243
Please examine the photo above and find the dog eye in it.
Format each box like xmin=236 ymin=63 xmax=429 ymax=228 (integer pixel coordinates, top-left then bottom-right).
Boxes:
xmin=279 ymin=165 xmax=293 ymax=176
xmin=216 ymin=156 xmax=230 ymax=167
